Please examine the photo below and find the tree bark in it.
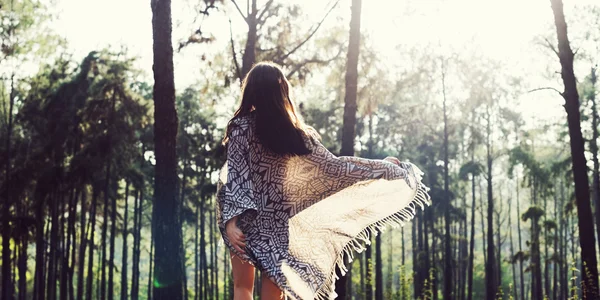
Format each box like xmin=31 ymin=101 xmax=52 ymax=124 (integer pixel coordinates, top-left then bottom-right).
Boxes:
xmin=151 ymin=0 xmax=184 ymax=297
xmin=550 ymin=0 xmax=600 ymax=296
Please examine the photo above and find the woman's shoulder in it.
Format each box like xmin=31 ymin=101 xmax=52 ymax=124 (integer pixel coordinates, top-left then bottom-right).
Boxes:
xmin=227 ymin=114 xmax=256 ymax=139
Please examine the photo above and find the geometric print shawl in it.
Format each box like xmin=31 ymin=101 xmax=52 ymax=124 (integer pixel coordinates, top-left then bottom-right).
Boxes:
xmin=216 ymin=115 xmax=431 ymax=300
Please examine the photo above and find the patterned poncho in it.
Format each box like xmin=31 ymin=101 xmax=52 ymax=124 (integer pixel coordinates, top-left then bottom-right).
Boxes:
xmin=216 ymin=115 xmax=430 ymax=300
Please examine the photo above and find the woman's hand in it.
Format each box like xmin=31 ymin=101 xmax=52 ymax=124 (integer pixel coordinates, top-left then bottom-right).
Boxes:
xmin=384 ymin=156 xmax=401 ymax=166
xmin=226 ymin=216 xmax=246 ymax=254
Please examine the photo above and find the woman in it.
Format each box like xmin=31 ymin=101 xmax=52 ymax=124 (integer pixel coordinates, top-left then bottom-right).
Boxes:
xmin=217 ymin=62 xmax=430 ymax=300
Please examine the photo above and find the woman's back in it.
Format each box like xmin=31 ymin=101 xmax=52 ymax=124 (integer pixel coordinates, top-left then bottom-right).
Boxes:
xmin=217 ymin=112 xmax=430 ymax=300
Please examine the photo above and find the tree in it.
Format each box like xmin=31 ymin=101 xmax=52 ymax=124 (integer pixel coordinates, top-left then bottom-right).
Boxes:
xmin=335 ymin=0 xmax=362 ymax=298
xmin=440 ymin=56 xmax=453 ymax=300
xmin=151 ymin=0 xmax=185 ymax=298
xmin=549 ymin=0 xmax=600 ymax=296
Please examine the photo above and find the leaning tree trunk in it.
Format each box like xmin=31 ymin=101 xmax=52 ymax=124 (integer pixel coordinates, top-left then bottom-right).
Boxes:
xmin=336 ymin=0 xmax=362 ymax=298
xmin=151 ymin=0 xmax=184 ymax=297
xmin=549 ymin=0 xmax=600 ymax=296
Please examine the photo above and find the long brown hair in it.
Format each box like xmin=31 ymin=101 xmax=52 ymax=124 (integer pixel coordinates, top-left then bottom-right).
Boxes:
xmin=224 ymin=61 xmax=318 ymax=156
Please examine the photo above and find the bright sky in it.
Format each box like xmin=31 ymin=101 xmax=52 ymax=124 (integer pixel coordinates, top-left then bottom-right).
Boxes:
xmin=50 ymin=0 xmax=599 ymax=125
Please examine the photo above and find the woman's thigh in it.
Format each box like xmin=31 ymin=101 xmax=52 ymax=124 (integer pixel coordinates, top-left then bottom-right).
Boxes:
xmin=230 ymin=253 xmax=255 ymax=290
xmin=260 ymin=272 xmax=283 ymax=300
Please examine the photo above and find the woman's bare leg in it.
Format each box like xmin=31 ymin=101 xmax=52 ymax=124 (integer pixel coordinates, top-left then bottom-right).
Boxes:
xmin=260 ymin=273 xmax=284 ymax=300
xmin=231 ymin=253 xmax=255 ymax=300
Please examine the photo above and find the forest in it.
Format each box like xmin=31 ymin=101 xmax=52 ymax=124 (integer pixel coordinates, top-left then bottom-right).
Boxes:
xmin=1 ymin=0 xmax=600 ymax=299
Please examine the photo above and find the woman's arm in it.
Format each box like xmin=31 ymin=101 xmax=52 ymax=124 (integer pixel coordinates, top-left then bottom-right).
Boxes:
xmin=219 ymin=123 xmax=258 ymax=227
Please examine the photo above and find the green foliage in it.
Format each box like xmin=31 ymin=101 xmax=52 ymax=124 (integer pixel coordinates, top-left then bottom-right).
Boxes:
xmin=522 ymin=206 xmax=545 ymax=222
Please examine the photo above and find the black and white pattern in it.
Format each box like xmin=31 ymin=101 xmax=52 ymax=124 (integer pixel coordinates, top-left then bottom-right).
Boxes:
xmin=216 ymin=115 xmax=431 ymax=300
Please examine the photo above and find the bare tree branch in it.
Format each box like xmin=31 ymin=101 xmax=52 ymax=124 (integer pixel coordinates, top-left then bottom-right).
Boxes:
xmin=231 ymin=0 xmax=248 ymax=23
xmin=257 ymin=0 xmax=275 ymax=24
xmin=528 ymin=87 xmax=563 ymax=95
xmin=544 ymin=37 xmax=559 ymax=57
xmin=277 ymin=0 xmax=340 ymax=64
xmin=286 ymin=44 xmax=344 ymax=78
xmin=229 ymin=18 xmax=242 ymax=83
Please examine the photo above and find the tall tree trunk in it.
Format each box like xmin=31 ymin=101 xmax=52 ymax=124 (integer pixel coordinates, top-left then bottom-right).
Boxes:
xmin=430 ymin=211 xmax=438 ymax=300
xmin=530 ymin=181 xmax=543 ymax=300
xmin=336 ymin=0 xmax=362 ymax=297
xmin=480 ymin=183 xmax=487 ymax=266
xmin=509 ymin=185 xmax=518 ymax=300
xmin=108 ymin=181 xmax=117 ymax=300
xmin=386 ymin=231 xmax=393 ymax=299
xmin=33 ymin=193 xmax=46 ymax=300
xmin=195 ymin=204 xmax=200 ymax=300
xmin=559 ymin=180 xmax=567 ymax=300
xmin=441 ymin=59 xmax=452 ymax=300
xmin=544 ymin=191 xmax=550 ymax=298
xmin=553 ymin=183 xmax=559 ymax=300
xmin=151 ymin=0 xmax=184 ymax=297
xmin=588 ymin=67 xmax=600 ymax=256
xmin=147 ymin=218 xmax=154 ymax=300
xmin=212 ymin=208 xmax=219 ymax=299
xmin=241 ymin=0 xmax=257 ymax=77
xmin=412 ymin=214 xmax=419 ymax=297
xmin=17 ymin=236 xmax=27 ymax=300
xmin=375 ymin=234 xmax=382 ymax=300
xmin=550 ymin=0 xmax=600 ymax=296
xmin=76 ymin=188 xmax=88 ymax=300
xmin=68 ymin=190 xmax=79 ymax=300
xmin=121 ymin=182 xmax=130 ymax=300
xmin=61 ymin=189 xmax=76 ymax=300
xmin=200 ymin=198 xmax=208 ymax=300
xmin=86 ymin=188 xmax=99 ymax=300
xmin=131 ymin=190 xmax=143 ymax=300
xmin=100 ymin=163 xmax=111 ymax=300
xmin=467 ymin=173 xmax=476 ymax=300
xmin=2 ymin=74 xmax=15 ymax=300
xmin=516 ymin=176 xmax=525 ymax=300
xmin=401 ymin=227 xmax=405 ymax=299
xmin=485 ymin=108 xmax=497 ymax=300
xmin=47 ymin=193 xmax=60 ymax=300
xmin=365 ymin=238 xmax=373 ymax=300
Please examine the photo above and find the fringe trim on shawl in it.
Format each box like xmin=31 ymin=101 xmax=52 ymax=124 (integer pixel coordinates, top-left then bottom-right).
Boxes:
xmin=309 ymin=163 xmax=432 ymax=300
